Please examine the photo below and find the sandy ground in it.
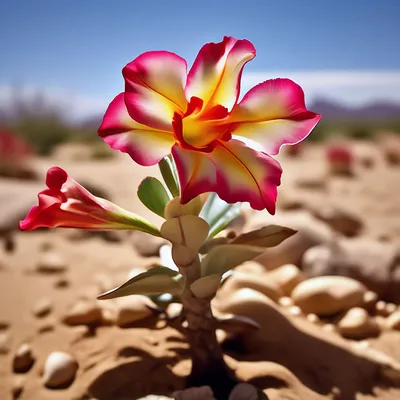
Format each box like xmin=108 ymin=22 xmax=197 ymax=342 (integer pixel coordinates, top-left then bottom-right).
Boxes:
xmin=0 ymin=140 xmax=400 ymax=399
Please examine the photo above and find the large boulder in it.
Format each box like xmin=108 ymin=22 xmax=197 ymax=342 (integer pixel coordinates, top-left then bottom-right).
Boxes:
xmin=302 ymin=238 xmax=400 ymax=303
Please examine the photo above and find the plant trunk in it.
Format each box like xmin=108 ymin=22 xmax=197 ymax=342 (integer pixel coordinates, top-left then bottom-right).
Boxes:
xmin=180 ymin=257 xmax=237 ymax=399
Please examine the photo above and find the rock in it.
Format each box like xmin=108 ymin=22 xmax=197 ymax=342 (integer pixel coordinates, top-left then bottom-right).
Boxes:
xmin=322 ymin=323 xmax=337 ymax=333
xmin=38 ymin=321 xmax=55 ymax=334
xmin=215 ymin=288 xmax=278 ymax=324
xmin=306 ymin=313 xmax=320 ymax=324
xmin=252 ymin=211 xmax=334 ymax=270
xmin=43 ymin=351 xmax=78 ymax=389
xmin=32 ymin=298 xmax=52 ymax=318
xmin=359 ymin=154 xmax=375 ymax=169
xmin=313 ymin=205 xmax=363 ymax=237
xmin=288 ymin=305 xmax=303 ymax=317
xmin=301 ymin=238 xmax=400 ymax=303
xmin=36 ymin=252 xmax=67 ymax=274
xmin=278 ymin=296 xmax=293 ymax=308
xmin=295 ymin=172 xmax=327 ymax=190
xmin=218 ymin=271 xmax=283 ymax=303
xmin=386 ymin=311 xmax=400 ymax=330
xmin=62 ymin=301 xmax=102 ymax=326
xmin=54 ymin=277 xmax=70 ymax=289
xmin=131 ymin=231 xmax=167 ymax=257
xmin=375 ymin=302 xmax=396 ymax=320
xmin=173 ymin=386 xmax=215 ymax=400
xmin=292 ymin=276 xmax=366 ymax=316
xmin=166 ymin=302 xmax=183 ymax=320
xmin=0 ymin=319 xmax=9 ymax=330
xmin=264 ymin=264 xmax=304 ymax=295
xmin=229 ymin=383 xmax=265 ymax=400
xmin=375 ymin=301 xmax=396 ymax=317
xmin=337 ymin=307 xmax=380 ymax=340
xmin=0 ymin=331 xmax=11 ymax=354
xmin=13 ymin=343 xmax=35 ymax=373
xmin=380 ymin=133 xmax=400 ymax=165
xmin=116 ymin=296 xmax=157 ymax=327
xmin=100 ymin=306 xmax=117 ymax=326
xmin=362 ymin=291 xmax=378 ymax=311
xmin=11 ymin=376 xmax=24 ymax=399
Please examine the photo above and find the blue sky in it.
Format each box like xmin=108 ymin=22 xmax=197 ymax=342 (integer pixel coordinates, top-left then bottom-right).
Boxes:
xmin=1 ymin=0 xmax=400 ymax=119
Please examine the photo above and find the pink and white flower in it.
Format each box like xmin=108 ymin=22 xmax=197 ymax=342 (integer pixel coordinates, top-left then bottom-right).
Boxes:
xmin=99 ymin=36 xmax=321 ymax=213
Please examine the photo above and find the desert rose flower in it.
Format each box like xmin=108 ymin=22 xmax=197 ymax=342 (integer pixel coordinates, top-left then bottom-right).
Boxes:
xmin=19 ymin=166 xmax=160 ymax=235
xmin=99 ymin=36 xmax=321 ymax=213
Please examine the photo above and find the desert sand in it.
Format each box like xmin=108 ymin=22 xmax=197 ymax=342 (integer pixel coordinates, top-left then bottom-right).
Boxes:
xmin=1 ymin=140 xmax=400 ymax=399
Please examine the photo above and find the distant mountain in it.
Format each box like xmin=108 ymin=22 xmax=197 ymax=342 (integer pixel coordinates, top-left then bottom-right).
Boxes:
xmin=310 ymin=98 xmax=400 ymax=120
xmin=2 ymin=98 xmax=400 ymax=127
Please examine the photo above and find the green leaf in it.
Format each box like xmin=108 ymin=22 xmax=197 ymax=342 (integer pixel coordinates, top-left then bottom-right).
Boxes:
xmin=158 ymin=156 xmax=180 ymax=198
xmin=232 ymin=225 xmax=297 ymax=247
xmin=199 ymin=193 xmax=242 ymax=238
xmin=200 ymin=244 xmax=265 ymax=277
xmin=97 ymin=266 xmax=183 ymax=300
xmin=137 ymin=177 xmax=171 ymax=218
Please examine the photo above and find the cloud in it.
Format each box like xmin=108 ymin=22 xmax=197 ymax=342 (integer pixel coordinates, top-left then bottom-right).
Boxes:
xmin=1 ymin=71 xmax=400 ymax=121
xmin=242 ymin=70 xmax=400 ymax=106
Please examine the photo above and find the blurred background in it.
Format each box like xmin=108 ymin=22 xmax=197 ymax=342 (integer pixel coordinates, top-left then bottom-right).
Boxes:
xmin=1 ymin=0 xmax=399 ymax=159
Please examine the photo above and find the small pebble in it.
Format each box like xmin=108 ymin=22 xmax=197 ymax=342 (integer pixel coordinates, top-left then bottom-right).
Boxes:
xmin=0 ymin=331 xmax=11 ymax=354
xmin=32 ymin=298 xmax=52 ymax=318
xmin=385 ymin=311 xmax=400 ymax=331
xmin=116 ymin=296 xmax=157 ymax=328
xmin=337 ymin=307 xmax=380 ymax=340
xmin=36 ymin=252 xmax=67 ymax=274
xmin=62 ymin=301 xmax=102 ymax=326
xmin=43 ymin=351 xmax=78 ymax=389
xmin=13 ymin=343 xmax=35 ymax=373
xmin=278 ymin=296 xmax=293 ymax=307
xmin=307 ymin=313 xmax=320 ymax=324
xmin=54 ymin=277 xmax=70 ymax=289
xmin=288 ymin=305 xmax=303 ymax=317
xmin=11 ymin=376 xmax=24 ymax=399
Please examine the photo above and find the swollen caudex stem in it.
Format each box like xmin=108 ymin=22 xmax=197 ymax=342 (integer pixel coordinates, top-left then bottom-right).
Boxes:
xmin=161 ymin=196 xmax=208 ymax=271
xmin=164 ymin=196 xmax=202 ymax=220
xmin=161 ymin=197 xmax=235 ymax=396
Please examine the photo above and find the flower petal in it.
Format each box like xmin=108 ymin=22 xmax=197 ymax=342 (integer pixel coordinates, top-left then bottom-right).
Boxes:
xmin=98 ymin=93 xmax=175 ymax=166
xmin=229 ymin=78 xmax=321 ymax=154
xmin=172 ymin=143 xmax=217 ymax=201
xmin=185 ymin=36 xmax=255 ymax=112
xmin=172 ymin=140 xmax=282 ymax=213
xmin=123 ymin=51 xmax=188 ymax=130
